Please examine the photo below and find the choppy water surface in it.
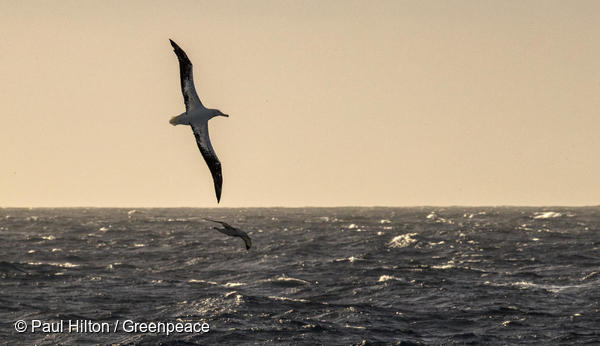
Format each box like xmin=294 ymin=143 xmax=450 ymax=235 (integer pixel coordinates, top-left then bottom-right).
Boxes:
xmin=1 ymin=207 xmax=599 ymax=344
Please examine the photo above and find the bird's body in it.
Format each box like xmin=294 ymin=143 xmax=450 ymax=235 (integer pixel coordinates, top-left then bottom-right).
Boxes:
xmin=169 ymin=39 xmax=228 ymax=203
xmin=204 ymin=218 xmax=252 ymax=250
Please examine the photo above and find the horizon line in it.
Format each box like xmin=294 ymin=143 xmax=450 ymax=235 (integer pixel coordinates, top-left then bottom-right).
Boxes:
xmin=1 ymin=204 xmax=599 ymax=209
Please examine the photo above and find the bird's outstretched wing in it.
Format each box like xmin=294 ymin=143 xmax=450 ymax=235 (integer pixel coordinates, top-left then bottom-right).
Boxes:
xmin=205 ymin=219 xmax=252 ymax=250
xmin=192 ymin=124 xmax=223 ymax=202
xmin=203 ymin=218 xmax=229 ymax=227
xmin=240 ymin=234 xmax=252 ymax=250
xmin=169 ymin=39 xmax=203 ymax=111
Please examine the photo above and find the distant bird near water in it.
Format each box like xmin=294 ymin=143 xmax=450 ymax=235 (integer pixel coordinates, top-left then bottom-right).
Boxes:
xmin=204 ymin=219 xmax=252 ymax=250
xmin=168 ymin=39 xmax=229 ymax=203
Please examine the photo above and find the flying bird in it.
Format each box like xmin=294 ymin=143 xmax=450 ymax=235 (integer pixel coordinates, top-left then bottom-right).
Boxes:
xmin=169 ymin=39 xmax=229 ymax=203
xmin=204 ymin=219 xmax=252 ymax=250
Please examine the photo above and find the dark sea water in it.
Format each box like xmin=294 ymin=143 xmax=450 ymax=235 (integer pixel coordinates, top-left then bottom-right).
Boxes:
xmin=1 ymin=207 xmax=599 ymax=345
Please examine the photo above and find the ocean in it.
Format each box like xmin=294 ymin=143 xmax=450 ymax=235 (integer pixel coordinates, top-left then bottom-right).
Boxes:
xmin=1 ymin=207 xmax=599 ymax=345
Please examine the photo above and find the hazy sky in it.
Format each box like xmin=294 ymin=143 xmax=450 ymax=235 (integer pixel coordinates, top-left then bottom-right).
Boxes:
xmin=1 ymin=0 xmax=599 ymax=207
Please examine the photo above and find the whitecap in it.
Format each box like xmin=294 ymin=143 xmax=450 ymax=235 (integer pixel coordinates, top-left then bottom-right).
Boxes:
xmin=388 ymin=233 xmax=417 ymax=248
xmin=432 ymin=261 xmax=455 ymax=269
xmin=167 ymin=218 xmax=189 ymax=222
xmin=223 ymin=292 xmax=244 ymax=304
xmin=532 ymin=211 xmax=562 ymax=219
xmin=335 ymin=256 xmax=360 ymax=263
xmin=188 ymin=279 xmax=218 ymax=285
xmin=345 ymin=324 xmax=366 ymax=329
xmin=581 ymin=272 xmax=599 ymax=281
xmin=224 ymin=291 xmax=238 ymax=298
xmin=41 ymin=235 xmax=56 ymax=240
xmin=55 ymin=262 xmax=79 ymax=268
xmin=378 ymin=275 xmax=403 ymax=282
xmin=425 ymin=212 xmax=454 ymax=224
xmin=28 ymin=262 xmax=79 ymax=268
xmin=518 ymin=223 xmax=533 ymax=231
xmin=268 ymin=296 xmax=309 ymax=303
xmin=276 ymin=277 xmax=309 ymax=285
xmin=127 ymin=210 xmax=143 ymax=219
xmin=224 ymin=282 xmax=246 ymax=287
xmin=489 ymin=280 xmax=594 ymax=294
xmin=379 ymin=219 xmax=391 ymax=224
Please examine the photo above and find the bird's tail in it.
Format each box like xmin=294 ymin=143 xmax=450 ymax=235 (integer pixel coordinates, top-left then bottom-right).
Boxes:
xmin=169 ymin=112 xmax=188 ymax=126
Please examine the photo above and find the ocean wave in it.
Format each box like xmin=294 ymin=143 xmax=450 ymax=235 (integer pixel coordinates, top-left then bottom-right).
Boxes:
xmin=3 ymin=207 xmax=598 ymax=344
xmin=344 ymin=324 xmax=366 ymax=329
xmin=581 ymin=272 xmax=599 ymax=281
xmin=388 ymin=233 xmax=417 ymax=248
xmin=127 ymin=210 xmax=145 ymax=220
xmin=333 ymin=256 xmax=360 ymax=263
xmin=377 ymin=275 xmax=404 ymax=282
xmin=258 ymin=276 xmax=311 ymax=287
xmin=167 ymin=218 xmax=189 ymax=222
xmin=532 ymin=211 xmax=563 ymax=219
xmin=268 ymin=296 xmax=309 ymax=303
xmin=188 ymin=279 xmax=218 ymax=285
xmin=27 ymin=262 xmax=79 ymax=268
xmin=432 ymin=261 xmax=455 ymax=269
xmin=0 ymin=261 xmax=28 ymax=273
xmin=224 ymin=291 xmax=244 ymax=304
xmin=426 ymin=211 xmax=454 ymax=224
xmin=485 ymin=280 xmax=595 ymax=294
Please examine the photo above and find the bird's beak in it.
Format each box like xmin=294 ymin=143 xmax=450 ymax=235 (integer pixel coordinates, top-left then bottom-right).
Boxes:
xmin=222 ymin=114 xmax=229 ymax=117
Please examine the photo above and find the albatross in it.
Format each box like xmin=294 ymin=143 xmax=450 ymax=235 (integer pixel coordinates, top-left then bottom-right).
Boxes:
xmin=168 ymin=39 xmax=229 ymax=203
xmin=204 ymin=219 xmax=252 ymax=250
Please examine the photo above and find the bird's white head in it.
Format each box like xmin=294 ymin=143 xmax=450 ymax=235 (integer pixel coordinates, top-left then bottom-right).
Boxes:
xmin=209 ymin=109 xmax=229 ymax=118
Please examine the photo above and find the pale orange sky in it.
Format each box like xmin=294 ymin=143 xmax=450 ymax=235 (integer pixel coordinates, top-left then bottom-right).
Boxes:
xmin=1 ymin=0 xmax=599 ymax=207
